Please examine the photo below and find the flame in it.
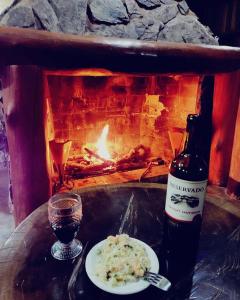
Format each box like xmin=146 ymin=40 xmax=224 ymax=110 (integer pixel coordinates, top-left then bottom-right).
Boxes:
xmin=96 ymin=125 xmax=111 ymax=160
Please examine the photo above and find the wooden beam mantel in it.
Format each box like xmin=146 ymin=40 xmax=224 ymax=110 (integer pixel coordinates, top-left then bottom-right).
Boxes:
xmin=0 ymin=26 xmax=240 ymax=73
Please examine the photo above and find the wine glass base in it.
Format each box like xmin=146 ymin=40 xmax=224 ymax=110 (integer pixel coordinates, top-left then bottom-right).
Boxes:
xmin=51 ymin=239 xmax=83 ymax=260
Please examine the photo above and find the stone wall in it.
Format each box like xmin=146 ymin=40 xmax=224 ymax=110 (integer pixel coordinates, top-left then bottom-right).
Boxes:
xmin=0 ymin=0 xmax=15 ymax=15
xmin=0 ymin=0 xmax=218 ymax=45
xmin=0 ymin=81 xmax=9 ymax=169
xmin=0 ymin=2 xmax=217 ymax=212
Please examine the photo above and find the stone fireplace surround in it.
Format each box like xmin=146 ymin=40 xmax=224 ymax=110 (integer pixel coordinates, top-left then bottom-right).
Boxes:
xmin=0 ymin=0 xmax=218 ymax=45
xmin=0 ymin=2 xmax=239 ymax=225
xmin=1 ymin=30 xmax=239 ymax=225
xmin=0 ymin=0 xmax=219 ymax=170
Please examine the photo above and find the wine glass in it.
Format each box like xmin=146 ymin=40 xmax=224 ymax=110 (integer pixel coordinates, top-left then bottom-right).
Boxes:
xmin=48 ymin=192 xmax=83 ymax=260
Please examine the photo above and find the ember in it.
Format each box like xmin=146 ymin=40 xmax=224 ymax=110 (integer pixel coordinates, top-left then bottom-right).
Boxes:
xmin=65 ymin=125 xmax=164 ymax=179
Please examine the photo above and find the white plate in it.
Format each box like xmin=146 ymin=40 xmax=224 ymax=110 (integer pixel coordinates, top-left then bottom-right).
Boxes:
xmin=85 ymin=237 xmax=159 ymax=295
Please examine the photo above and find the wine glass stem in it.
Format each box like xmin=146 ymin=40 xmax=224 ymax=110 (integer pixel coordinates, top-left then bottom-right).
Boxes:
xmin=61 ymin=240 xmax=74 ymax=248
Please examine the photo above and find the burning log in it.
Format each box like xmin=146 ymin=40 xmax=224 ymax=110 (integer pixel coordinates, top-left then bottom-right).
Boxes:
xmin=68 ymin=155 xmax=90 ymax=164
xmin=65 ymin=144 xmax=158 ymax=178
xmin=116 ymin=145 xmax=151 ymax=165
xmin=84 ymin=147 xmax=112 ymax=163
xmin=116 ymin=161 xmax=148 ymax=172
xmin=66 ymin=161 xmax=114 ymax=178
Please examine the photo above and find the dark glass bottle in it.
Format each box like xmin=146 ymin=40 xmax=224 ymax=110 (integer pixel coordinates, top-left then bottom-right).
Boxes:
xmin=163 ymin=114 xmax=208 ymax=281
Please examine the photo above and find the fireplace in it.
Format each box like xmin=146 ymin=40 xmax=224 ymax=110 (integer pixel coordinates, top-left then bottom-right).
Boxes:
xmin=0 ymin=25 xmax=240 ymax=224
xmin=45 ymin=70 xmax=199 ymax=191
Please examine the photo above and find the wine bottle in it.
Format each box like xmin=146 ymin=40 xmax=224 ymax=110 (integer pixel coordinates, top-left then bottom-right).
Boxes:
xmin=163 ymin=114 xmax=208 ymax=274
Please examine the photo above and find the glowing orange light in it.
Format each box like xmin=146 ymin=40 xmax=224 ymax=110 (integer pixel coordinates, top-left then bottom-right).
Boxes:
xmin=96 ymin=125 xmax=111 ymax=160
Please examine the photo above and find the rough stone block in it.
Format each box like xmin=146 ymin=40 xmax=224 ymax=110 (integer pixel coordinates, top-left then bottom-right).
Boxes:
xmin=32 ymin=0 xmax=59 ymax=31
xmin=6 ymin=6 xmax=35 ymax=28
xmin=0 ymin=0 xmax=15 ymax=16
xmin=152 ymin=4 xmax=178 ymax=24
xmin=158 ymin=15 xmax=218 ymax=45
xmin=49 ymin=0 xmax=88 ymax=34
xmin=131 ymin=15 xmax=163 ymax=41
xmin=123 ymin=1 xmax=162 ymax=40
xmin=124 ymin=0 xmax=141 ymax=16
xmin=136 ymin=0 xmax=161 ymax=9
xmin=124 ymin=22 xmax=139 ymax=39
xmin=177 ymin=0 xmax=189 ymax=16
xmin=86 ymin=22 xmax=129 ymax=39
xmin=0 ymin=0 xmax=218 ymax=45
xmin=160 ymin=0 xmax=175 ymax=4
xmin=88 ymin=0 xmax=129 ymax=24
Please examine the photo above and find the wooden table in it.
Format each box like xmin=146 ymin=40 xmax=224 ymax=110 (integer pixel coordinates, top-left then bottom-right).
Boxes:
xmin=1 ymin=183 xmax=240 ymax=300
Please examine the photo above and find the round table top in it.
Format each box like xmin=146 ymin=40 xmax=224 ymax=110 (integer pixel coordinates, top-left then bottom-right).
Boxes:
xmin=1 ymin=183 xmax=240 ymax=300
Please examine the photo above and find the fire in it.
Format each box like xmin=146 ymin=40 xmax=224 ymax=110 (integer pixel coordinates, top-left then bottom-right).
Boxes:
xmin=96 ymin=125 xmax=111 ymax=160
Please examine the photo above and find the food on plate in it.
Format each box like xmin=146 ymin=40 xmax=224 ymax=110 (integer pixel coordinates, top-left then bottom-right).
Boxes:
xmin=95 ymin=234 xmax=151 ymax=286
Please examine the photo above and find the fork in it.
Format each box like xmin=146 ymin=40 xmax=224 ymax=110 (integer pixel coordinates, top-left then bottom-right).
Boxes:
xmin=144 ymin=271 xmax=171 ymax=291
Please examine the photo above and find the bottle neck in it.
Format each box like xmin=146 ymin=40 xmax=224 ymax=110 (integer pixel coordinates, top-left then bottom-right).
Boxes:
xmin=183 ymin=129 xmax=198 ymax=154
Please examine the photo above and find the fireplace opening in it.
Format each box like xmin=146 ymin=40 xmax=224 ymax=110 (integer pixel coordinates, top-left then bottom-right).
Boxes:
xmin=45 ymin=69 xmax=200 ymax=190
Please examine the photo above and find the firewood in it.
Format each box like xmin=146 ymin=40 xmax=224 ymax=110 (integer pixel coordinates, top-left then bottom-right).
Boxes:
xmin=66 ymin=162 xmax=88 ymax=168
xmin=84 ymin=147 xmax=112 ymax=163
xmin=65 ymin=144 xmax=157 ymax=178
xmin=116 ymin=161 xmax=147 ymax=171
xmin=68 ymin=155 xmax=88 ymax=163
xmin=66 ymin=160 xmax=114 ymax=175
xmin=116 ymin=144 xmax=151 ymax=165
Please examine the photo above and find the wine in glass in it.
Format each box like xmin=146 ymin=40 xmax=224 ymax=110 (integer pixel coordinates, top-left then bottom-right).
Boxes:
xmin=48 ymin=192 xmax=83 ymax=260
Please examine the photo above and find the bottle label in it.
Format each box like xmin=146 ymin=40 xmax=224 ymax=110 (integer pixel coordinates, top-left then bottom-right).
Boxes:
xmin=165 ymin=174 xmax=207 ymax=222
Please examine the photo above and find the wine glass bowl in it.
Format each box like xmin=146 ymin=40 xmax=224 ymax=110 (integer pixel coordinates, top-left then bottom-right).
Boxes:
xmin=48 ymin=192 xmax=83 ymax=260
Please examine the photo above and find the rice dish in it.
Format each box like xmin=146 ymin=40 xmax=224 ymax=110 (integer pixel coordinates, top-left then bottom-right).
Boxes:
xmin=95 ymin=234 xmax=151 ymax=286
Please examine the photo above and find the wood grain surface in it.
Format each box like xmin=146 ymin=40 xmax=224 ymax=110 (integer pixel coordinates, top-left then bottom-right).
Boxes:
xmin=1 ymin=183 xmax=240 ymax=300
xmin=0 ymin=26 xmax=240 ymax=73
xmin=1 ymin=65 xmax=51 ymax=225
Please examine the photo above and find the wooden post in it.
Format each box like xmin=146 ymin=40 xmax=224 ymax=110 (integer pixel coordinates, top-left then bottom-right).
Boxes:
xmin=1 ymin=66 xmax=51 ymax=225
xmin=198 ymin=76 xmax=214 ymax=165
xmin=227 ymin=98 xmax=240 ymax=199
xmin=209 ymin=71 xmax=240 ymax=186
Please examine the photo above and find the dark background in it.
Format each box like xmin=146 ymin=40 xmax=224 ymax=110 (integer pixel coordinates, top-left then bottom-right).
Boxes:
xmin=187 ymin=0 xmax=240 ymax=46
